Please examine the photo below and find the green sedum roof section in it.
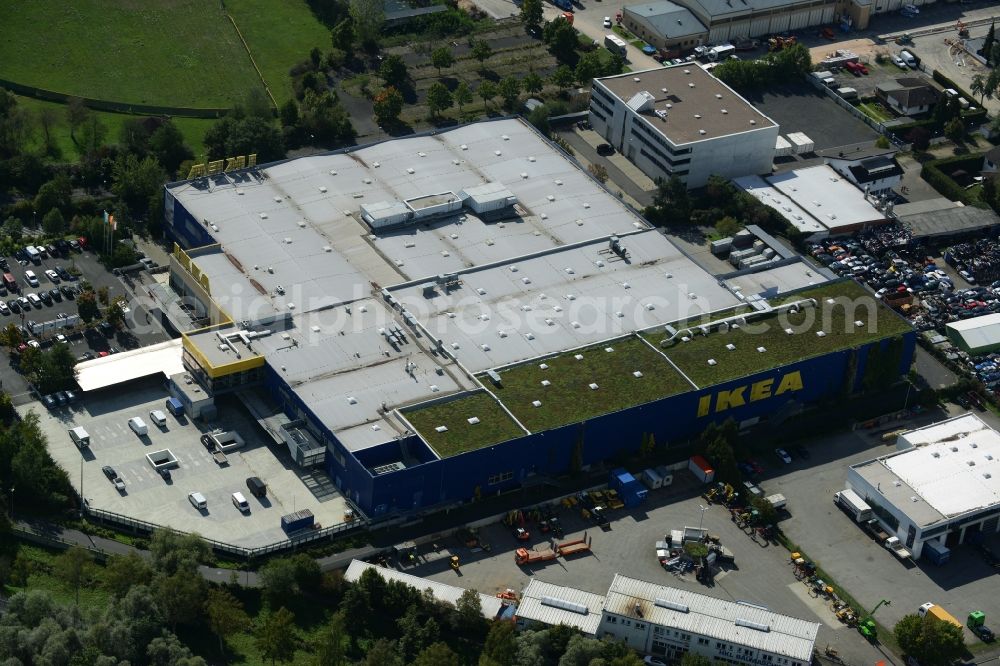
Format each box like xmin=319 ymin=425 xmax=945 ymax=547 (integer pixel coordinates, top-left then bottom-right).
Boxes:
xmin=404 ymin=391 xmax=525 ymax=458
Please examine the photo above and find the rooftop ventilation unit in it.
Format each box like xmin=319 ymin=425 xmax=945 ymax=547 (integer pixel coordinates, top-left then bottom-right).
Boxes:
xmin=435 ymin=426 xmax=448 ymax=432
xmin=532 ymin=400 xmax=542 ymax=407
xmin=655 ymin=599 xmax=689 ymax=613
xmin=467 ymin=417 xmax=480 ymax=425
xmin=633 ymin=371 xmax=643 ymax=378
xmin=589 ymin=383 xmax=599 ymax=390
xmin=541 ymin=596 xmax=588 ymax=615
xmin=735 ymin=619 xmax=770 ymax=632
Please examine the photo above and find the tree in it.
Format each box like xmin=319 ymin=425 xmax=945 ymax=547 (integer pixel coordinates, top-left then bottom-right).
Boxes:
xmin=349 ymin=0 xmax=384 ymax=50
xmin=908 ymin=126 xmax=931 ymax=152
xmin=54 ymin=546 xmax=93 ymax=606
xmin=379 ymin=54 xmax=409 ymax=88
xmin=558 ymin=634 xmax=605 ymax=665
xmin=363 ymin=639 xmax=404 ymax=666
xmin=523 ymin=71 xmax=544 ymax=95
xmin=76 ymin=113 xmax=108 ymax=156
xmin=413 ymin=642 xmax=461 ymax=666
xmin=971 ymin=74 xmax=987 ymax=104
xmin=472 ymin=40 xmax=494 ymax=71
xmin=427 ymin=82 xmax=454 ymax=118
xmin=65 ymin=97 xmax=89 ymax=139
xmin=431 ymin=47 xmax=455 ymax=76
xmin=497 ymin=76 xmax=522 ymax=110
xmin=259 ymin=556 xmax=299 ymax=607
xmin=527 ymin=105 xmax=550 ymax=135
xmin=480 ymin=621 xmax=518 ymax=666
xmin=944 ymin=117 xmax=965 ymax=143
xmin=34 ymin=173 xmax=72 ymax=216
xmin=588 ymin=163 xmax=608 ymax=183
xmin=455 ymin=588 xmax=486 ymax=635
xmin=76 ymin=289 xmax=99 ymax=323
xmin=314 ymin=611 xmax=348 ymax=666
xmin=279 ymin=99 xmax=300 ymax=128
xmin=205 ymin=588 xmax=250 ymax=655
xmin=478 ymin=81 xmax=498 ymax=111
xmin=544 ymin=18 xmax=577 ymax=63
xmin=35 ymin=343 xmax=78 ymax=394
xmin=3 ymin=217 xmax=22 ymax=243
xmin=256 ymin=607 xmax=297 ymax=665
xmin=149 ymin=529 xmax=212 ymax=575
xmin=36 ymin=107 xmax=60 ymax=157
xmin=298 ymin=90 xmax=355 ymax=144
xmin=149 ymin=120 xmax=193 ymax=176
xmin=550 ymin=65 xmax=575 ymax=89
xmin=984 ymin=20 xmax=995 ymax=64
xmin=112 ymin=153 xmax=166 ymax=222
xmin=42 ymin=208 xmax=66 ymax=236
xmin=751 ymin=495 xmax=778 ymax=525
xmin=204 ymin=115 xmax=285 ymax=162
xmin=894 ymin=614 xmax=966 ymax=666
xmin=373 ymin=87 xmax=404 ymax=126
xmin=331 ymin=18 xmax=356 ymax=55
xmin=155 ymin=569 xmax=208 ymax=630
xmin=575 ymin=51 xmax=603 ymax=85
xmin=715 ymin=215 xmax=741 ymax=237
xmin=645 ymin=175 xmax=691 ymax=226
xmin=454 ymin=82 xmax=473 ymax=115
xmin=103 ymin=551 xmax=152 ymax=597
xmin=521 ymin=0 xmax=543 ymax=30
xmin=875 ymin=135 xmax=891 ymax=149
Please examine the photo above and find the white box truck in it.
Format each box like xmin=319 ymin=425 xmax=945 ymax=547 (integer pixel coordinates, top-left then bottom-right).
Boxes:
xmin=604 ymin=34 xmax=628 ymax=59
xmin=68 ymin=426 xmax=90 ymax=449
xmin=835 ymin=489 xmax=873 ymax=523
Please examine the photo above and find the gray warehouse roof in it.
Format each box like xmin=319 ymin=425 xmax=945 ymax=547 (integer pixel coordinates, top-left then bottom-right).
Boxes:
xmin=623 ymin=1 xmax=707 ymax=38
xmin=517 ymin=579 xmax=606 ymax=635
xmin=604 ymin=574 xmax=820 ymax=661
xmin=677 ymin=0 xmax=834 ymax=20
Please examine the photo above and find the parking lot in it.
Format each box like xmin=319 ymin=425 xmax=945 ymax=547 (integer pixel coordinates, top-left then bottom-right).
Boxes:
xmin=0 ymin=243 xmax=170 ymax=405
xmin=23 ymin=381 xmax=350 ymax=549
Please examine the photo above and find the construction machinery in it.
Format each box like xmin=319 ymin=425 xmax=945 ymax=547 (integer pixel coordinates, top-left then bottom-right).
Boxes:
xmin=496 ymin=588 xmax=517 ymax=601
xmin=896 ymin=33 xmax=913 ymax=45
xmin=957 ymin=20 xmax=969 ymax=38
xmin=450 ymin=555 xmax=460 ymax=571
xmin=859 ymin=599 xmax=891 ymax=642
xmin=768 ymin=35 xmax=797 ymax=51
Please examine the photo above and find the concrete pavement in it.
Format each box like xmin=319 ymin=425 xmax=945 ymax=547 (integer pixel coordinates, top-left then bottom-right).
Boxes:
xmin=557 ymin=127 xmax=656 ymax=208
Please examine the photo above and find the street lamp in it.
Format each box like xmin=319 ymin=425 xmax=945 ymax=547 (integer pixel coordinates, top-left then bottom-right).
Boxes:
xmin=698 ymin=504 xmax=709 ymax=531
xmin=8 ymin=485 xmax=13 ymax=520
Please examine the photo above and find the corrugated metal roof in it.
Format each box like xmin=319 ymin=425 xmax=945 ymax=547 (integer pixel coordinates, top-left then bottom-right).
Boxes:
xmin=947 ymin=313 xmax=1000 ymax=353
xmin=605 ymin=574 xmax=819 ymax=661
xmin=344 ymin=560 xmax=503 ymax=618
xmin=516 ymin=579 xmax=606 ymax=635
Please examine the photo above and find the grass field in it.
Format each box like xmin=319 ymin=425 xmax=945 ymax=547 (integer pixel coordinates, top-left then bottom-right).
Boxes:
xmin=227 ymin=0 xmax=332 ymax=106
xmin=486 ymin=336 xmax=692 ymax=433
xmin=657 ymin=281 xmax=913 ymax=388
xmin=857 ymin=101 xmax=893 ymax=123
xmin=0 ymin=0 xmax=263 ymax=107
xmin=14 ymin=95 xmax=215 ymax=167
xmin=404 ymin=391 xmax=525 ymax=457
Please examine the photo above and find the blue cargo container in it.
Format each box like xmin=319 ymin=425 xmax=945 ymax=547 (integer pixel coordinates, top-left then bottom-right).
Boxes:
xmin=281 ymin=509 xmax=314 ymax=533
xmin=611 ymin=468 xmax=648 ymax=507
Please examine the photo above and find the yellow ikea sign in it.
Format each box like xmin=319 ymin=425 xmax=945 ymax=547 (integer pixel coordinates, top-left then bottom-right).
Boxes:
xmin=697 ymin=371 xmax=803 ymax=417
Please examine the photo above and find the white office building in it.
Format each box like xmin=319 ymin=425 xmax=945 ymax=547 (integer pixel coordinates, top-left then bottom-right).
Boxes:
xmin=590 ymin=66 xmax=779 ymax=188
xmin=848 ymin=413 xmax=1000 ymax=561
xmin=599 ymin=574 xmax=819 ymax=665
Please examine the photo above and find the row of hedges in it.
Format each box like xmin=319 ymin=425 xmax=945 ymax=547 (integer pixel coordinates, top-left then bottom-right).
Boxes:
xmin=919 ymin=152 xmax=987 ymax=205
xmin=931 ymin=69 xmax=989 ymax=124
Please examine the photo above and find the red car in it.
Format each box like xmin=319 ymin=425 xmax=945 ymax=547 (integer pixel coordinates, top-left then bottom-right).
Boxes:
xmin=845 ymin=61 xmax=868 ymax=76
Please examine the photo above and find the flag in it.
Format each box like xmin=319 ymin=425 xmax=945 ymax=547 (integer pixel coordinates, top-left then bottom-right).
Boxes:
xmin=110 ymin=214 xmax=116 ymax=231
xmin=103 ymin=210 xmax=109 ymax=225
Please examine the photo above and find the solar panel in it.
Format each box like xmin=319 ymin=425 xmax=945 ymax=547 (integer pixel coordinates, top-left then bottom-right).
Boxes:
xmin=541 ymin=596 xmax=588 ymax=615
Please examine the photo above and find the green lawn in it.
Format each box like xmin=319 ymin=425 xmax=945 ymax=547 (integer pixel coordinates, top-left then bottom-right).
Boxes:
xmin=404 ymin=391 xmax=526 ymax=457
xmin=657 ymin=281 xmax=913 ymax=388
xmin=486 ymin=336 xmax=692 ymax=433
xmin=227 ymin=0 xmax=332 ymax=106
xmin=14 ymin=95 xmax=215 ymax=167
xmin=0 ymin=0 xmax=263 ymax=107
xmin=857 ymin=101 xmax=893 ymax=123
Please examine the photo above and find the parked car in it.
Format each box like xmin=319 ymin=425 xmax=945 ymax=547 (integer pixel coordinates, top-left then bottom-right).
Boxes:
xmin=23 ymin=270 xmax=38 ymax=287
xmin=596 ymin=143 xmax=615 ymax=155
xmin=603 ymin=16 xmax=612 ymax=27
xmin=44 ymin=269 xmax=59 ymax=283
xmin=891 ymin=54 xmax=907 ymax=69
xmin=775 ymin=448 xmax=792 ymax=464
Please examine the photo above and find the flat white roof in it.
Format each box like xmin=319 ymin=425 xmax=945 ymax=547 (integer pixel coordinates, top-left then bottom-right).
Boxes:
xmin=344 ymin=560 xmax=503 ymax=618
xmin=946 ymin=313 xmax=1000 ymax=351
xmin=732 ymin=175 xmax=826 ymax=235
xmin=604 ymin=574 xmax=819 ymax=662
xmin=517 ymin=579 xmax=606 ymax=635
xmin=852 ymin=414 xmax=1000 ymax=527
xmin=391 ymin=230 xmax=741 ymax=373
xmin=767 ymin=165 xmax=885 ymax=232
xmin=723 ymin=261 xmax=829 ymax=299
xmin=76 ymin=339 xmax=185 ymax=391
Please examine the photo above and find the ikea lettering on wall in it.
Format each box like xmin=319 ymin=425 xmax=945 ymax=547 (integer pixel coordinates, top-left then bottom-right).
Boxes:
xmin=697 ymin=371 xmax=803 ymax=417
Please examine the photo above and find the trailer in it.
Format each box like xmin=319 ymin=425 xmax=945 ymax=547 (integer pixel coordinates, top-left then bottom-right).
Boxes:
xmin=212 ymin=449 xmax=228 ymax=465
xmin=557 ymin=534 xmax=592 ymax=557
xmin=515 ymin=546 xmax=557 ymax=565
xmin=835 ymin=489 xmax=873 ymax=523
xmin=765 ymin=493 xmax=787 ymax=510
xmin=919 ymin=603 xmax=963 ymax=630
xmin=641 ymin=467 xmax=665 ymax=490
xmin=688 ymin=455 xmax=715 ymax=483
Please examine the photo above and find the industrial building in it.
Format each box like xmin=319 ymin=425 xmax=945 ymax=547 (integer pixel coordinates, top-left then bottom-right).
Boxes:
xmin=847 ymin=413 xmax=1000 ymax=562
xmin=946 ymin=314 xmax=1000 ymax=356
xmin=164 ymin=118 xmax=914 ymax=521
xmin=734 ymin=164 xmax=888 ymax=239
xmin=516 ymin=574 xmax=820 ymax=664
xmin=621 ymin=1 xmax=709 ymax=53
xmin=665 ymin=0 xmax=837 ymax=44
xmin=589 ymin=66 xmax=779 ymax=188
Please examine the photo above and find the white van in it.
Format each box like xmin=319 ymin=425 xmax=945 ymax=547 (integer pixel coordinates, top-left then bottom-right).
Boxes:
xmin=128 ymin=416 xmax=148 ymax=436
xmin=232 ymin=492 xmax=250 ymax=513
xmin=149 ymin=409 xmax=167 ymax=427
xmin=899 ymin=50 xmax=917 ymax=68
xmin=188 ymin=492 xmax=207 ymax=510
xmin=68 ymin=426 xmax=90 ymax=449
